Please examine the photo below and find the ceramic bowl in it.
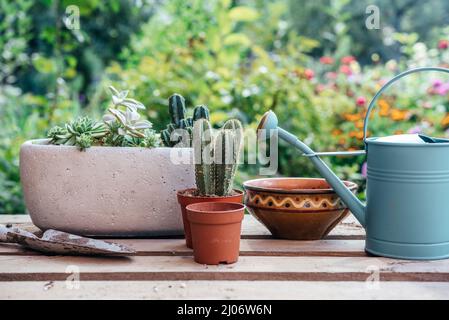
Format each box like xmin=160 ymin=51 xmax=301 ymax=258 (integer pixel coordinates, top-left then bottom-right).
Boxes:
xmin=243 ymin=178 xmax=358 ymax=240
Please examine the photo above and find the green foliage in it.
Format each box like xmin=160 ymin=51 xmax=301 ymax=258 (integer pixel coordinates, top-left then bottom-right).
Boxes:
xmin=193 ymin=118 xmax=243 ymax=196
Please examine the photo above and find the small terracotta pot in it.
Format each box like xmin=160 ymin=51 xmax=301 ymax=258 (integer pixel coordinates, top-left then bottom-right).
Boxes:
xmin=186 ymin=202 xmax=245 ymax=265
xmin=177 ymin=189 xmax=243 ymax=248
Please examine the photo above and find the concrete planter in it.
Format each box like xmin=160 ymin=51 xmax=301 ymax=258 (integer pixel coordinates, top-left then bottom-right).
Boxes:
xmin=19 ymin=139 xmax=195 ymax=236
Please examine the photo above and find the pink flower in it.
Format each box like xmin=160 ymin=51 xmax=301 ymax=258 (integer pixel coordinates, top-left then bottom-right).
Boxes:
xmin=319 ymin=56 xmax=334 ymax=65
xmin=433 ymin=79 xmax=443 ymax=88
xmin=408 ymin=126 xmax=422 ymax=134
xmin=341 ymin=56 xmax=356 ymax=65
xmin=304 ymin=68 xmax=315 ymax=80
xmin=339 ymin=65 xmax=352 ymax=76
xmin=361 ymin=162 xmax=367 ymax=178
xmin=438 ymin=40 xmax=449 ymax=50
xmin=356 ymin=96 xmax=366 ymax=106
xmin=435 ymin=82 xmax=449 ymax=96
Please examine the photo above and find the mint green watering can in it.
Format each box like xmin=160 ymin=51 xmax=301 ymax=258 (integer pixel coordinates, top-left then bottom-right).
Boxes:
xmin=258 ymin=67 xmax=449 ymax=260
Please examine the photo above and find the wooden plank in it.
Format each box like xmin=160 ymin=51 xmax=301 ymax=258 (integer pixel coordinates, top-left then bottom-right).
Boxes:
xmin=0 ymin=256 xmax=448 ymax=282
xmin=1 ymin=280 xmax=448 ymax=299
xmin=0 ymin=214 xmax=365 ymax=239
xmin=0 ymin=239 xmax=366 ymax=257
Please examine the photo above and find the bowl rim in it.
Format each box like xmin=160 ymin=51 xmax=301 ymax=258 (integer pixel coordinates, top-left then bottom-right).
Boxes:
xmin=243 ymin=177 xmax=358 ymax=194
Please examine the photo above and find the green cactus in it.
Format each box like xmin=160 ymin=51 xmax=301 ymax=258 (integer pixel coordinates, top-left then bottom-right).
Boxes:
xmin=222 ymin=119 xmax=243 ymax=182
xmin=161 ymin=94 xmax=210 ymax=147
xmin=193 ymin=118 xmax=243 ymax=196
xmin=213 ymin=129 xmax=237 ymax=196
xmin=168 ymin=94 xmax=186 ymax=126
xmin=193 ymin=119 xmax=215 ymax=196
xmin=193 ymin=105 xmax=210 ymax=121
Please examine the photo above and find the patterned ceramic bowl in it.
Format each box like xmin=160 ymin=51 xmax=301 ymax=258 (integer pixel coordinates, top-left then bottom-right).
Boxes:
xmin=243 ymin=178 xmax=358 ymax=240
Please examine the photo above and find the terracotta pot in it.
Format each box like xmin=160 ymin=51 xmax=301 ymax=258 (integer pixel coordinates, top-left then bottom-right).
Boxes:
xmin=243 ymin=178 xmax=358 ymax=240
xmin=20 ymin=139 xmax=195 ymax=236
xmin=176 ymin=188 xmax=243 ymax=248
xmin=186 ymin=202 xmax=245 ymax=265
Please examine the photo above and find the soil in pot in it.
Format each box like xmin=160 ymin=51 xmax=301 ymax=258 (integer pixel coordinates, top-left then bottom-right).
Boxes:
xmin=177 ymin=188 xmax=243 ymax=248
xmin=186 ymin=202 xmax=245 ymax=265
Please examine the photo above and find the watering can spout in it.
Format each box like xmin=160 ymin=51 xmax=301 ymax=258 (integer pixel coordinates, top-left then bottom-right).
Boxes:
xmin=257 ymin=111 xmax=366 ymax=227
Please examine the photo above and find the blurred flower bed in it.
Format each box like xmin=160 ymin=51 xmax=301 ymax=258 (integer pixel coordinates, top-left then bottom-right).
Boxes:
xmin=1 ymin=0 xmax=449 ymax=213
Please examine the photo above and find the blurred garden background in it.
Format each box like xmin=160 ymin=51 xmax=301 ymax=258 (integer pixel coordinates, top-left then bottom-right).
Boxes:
xmin=1 ymin=0 xmax=449 ymax=214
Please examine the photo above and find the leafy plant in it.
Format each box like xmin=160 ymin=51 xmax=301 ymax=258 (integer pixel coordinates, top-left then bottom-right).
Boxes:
xmin=47 ymin=86 xmax=160 ymax=150
xmin=47 ymin=116 xmax=108 ymax=150
xmin=161 ymin=94 xmax=210 ymax=147
xmin=193 ymin=118 xmax=243 ymax=196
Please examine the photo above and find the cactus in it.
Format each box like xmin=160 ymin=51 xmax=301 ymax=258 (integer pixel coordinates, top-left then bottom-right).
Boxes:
xmin=213 ymin=129 xmax=237 ymax=196
xmin=193 ymin=119 xmax=215 ymax=195
xmin=161 ymin=94 xmax=210 ymax=147
xmin=222 ymin=119 xmax=243 ymax=182
xmin=193 ymin=118 xmax=243 ymax=196
xmin=193 ymin=105 xmax=210 ymax=121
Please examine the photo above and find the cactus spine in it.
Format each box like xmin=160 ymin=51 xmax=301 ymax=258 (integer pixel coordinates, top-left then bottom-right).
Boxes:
xmin=193 ymin=118 xmax=243 ymax=196
xmin=161 ymin=94 xmax=210 ymax=147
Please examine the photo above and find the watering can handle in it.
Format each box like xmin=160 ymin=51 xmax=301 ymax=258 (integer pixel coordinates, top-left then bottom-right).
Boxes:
xmin=362 ymin=67 xmax=449 ymax=143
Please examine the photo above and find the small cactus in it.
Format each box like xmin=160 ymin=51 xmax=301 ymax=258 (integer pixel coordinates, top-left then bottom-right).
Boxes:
xmin=213 ymin=129 xmax=238 ymax=196
xmin=193 ymin=105 xmax=210 ymax=121
xmin=161 ymin=94 xmax=210 ymax=147
xmin=193 ymin=119 xmax=215 ymax=196
xmin=193 ymin=118 xmax=243 ymax=196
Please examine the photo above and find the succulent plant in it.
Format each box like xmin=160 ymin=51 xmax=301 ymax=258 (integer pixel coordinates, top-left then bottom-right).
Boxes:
xmin=161 ymin=94 xmax=209 ymax=147
xmin=122 ymin=129 xmax=160 ymax=148
xmin=47 ymin=116 xmax=108 ymax=150
xmin=193 ymin=118 xmax=243 ymax=196
xmin=47 ymin=86 xmax=160 ymax=150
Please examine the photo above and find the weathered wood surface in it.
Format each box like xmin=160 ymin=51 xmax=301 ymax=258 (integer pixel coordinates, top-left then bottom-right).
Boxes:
xmin=1 ymin=214 xmax=448 ymax=300
xmin=1 ymin=281 xmax=448 ymax=300
xmin=0 ymin=214 xmax=366 ymax=238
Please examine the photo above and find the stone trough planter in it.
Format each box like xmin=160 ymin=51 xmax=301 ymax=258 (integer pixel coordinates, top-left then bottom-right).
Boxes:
xmin=20 ymin=139 xmax=195 ymax=236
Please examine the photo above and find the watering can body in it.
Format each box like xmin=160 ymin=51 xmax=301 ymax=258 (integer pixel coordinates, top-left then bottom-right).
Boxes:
xmin=364 ymin=138 xmax=449 ymax=259
xmin=258 ymin=67 xmax=449 ymax=260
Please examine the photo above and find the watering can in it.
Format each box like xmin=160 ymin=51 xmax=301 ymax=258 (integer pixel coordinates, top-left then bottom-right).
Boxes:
xmin=258 ymin=67 xmax=449 ymax=260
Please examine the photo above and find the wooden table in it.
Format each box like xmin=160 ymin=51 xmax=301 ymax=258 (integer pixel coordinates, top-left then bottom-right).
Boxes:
xmin=1 ymin=214 xmax=448 ymax=299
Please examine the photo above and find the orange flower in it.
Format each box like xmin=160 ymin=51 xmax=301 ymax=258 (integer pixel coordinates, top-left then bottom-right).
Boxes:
xmin=394 ymin=130 xmax=404 ymax=135
xmin=390 ymin=109 xmax=410 ymax=121
xmin=355 ymin=120 xmax=364 ymax=129
xmin=338 ymin=138 xmax=346 ymax=145
xmin=378 ymin=99 xmax=391 ymax=117
xmin=349 ymin=131 xmax=364 ymax=140
xmin=343 ymin=113 xmax=361 ymax=122
xmin=441 ymin=113 xmax=449 ymax=127
xmin=332 ymin=129 xmax=343 ymax=136
xmin=378 ymin=99 xmax=389 ymax=109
